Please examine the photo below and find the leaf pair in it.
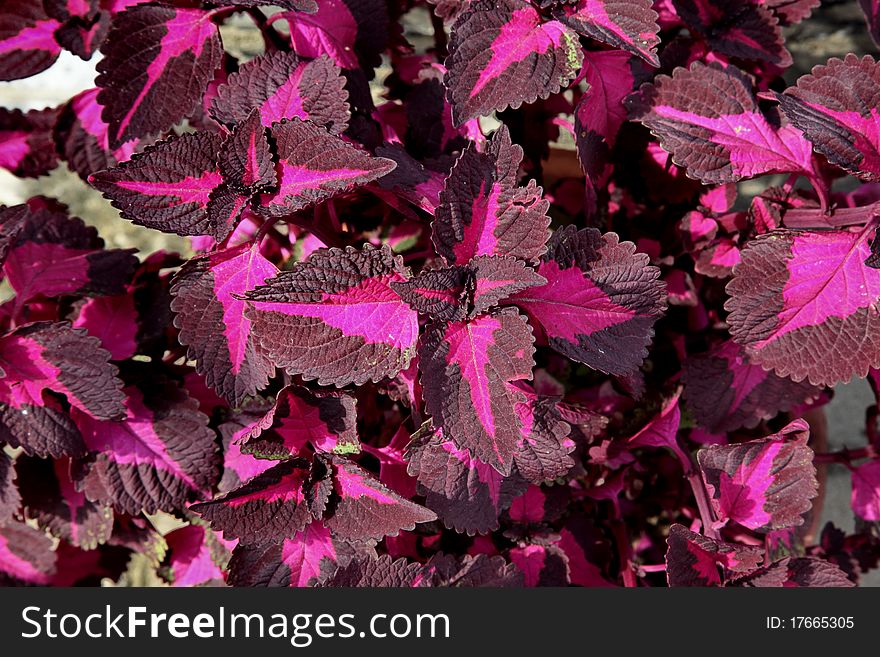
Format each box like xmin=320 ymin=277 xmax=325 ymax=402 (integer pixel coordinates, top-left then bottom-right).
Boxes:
xmin=192 ymin=454 xmax=436 ymax=545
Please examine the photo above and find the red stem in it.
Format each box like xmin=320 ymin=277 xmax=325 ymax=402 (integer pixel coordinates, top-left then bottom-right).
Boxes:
xmin=610 ymin=520 xmax=637 ymax=588
xmin=813 ymin=446 xmax=877 ymax=466
xmin=246 ymin=7 xmax=288 ymax=52
xmin=783 ymin=202 xmax=880 ymax=228
xmin=671 ymin=427 xmax=721 ymax=540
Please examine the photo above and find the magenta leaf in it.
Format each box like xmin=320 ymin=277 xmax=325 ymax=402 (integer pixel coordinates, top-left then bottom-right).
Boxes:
xmin=245 ymin=244 xmax=418 ymax=387
xmin=682 ymin=340 xmax=820 ymax=433
xmin=217 ymin=109 xmax=276 ymax=196
xmin=0 ymin=451 xmax=20 ymax=525
xmin=575 ymin=50 xmax=638 ymax=209
xmin=239 ymin=385 xmax=359 ymax=459
xmin=725 ymin=226 xmax=880 ymax=386
xmin=665 ymin=524 xmax=763 ymax=587
xmin=0 ymin=521 xmax=56 ymax=585
xmin=70 ymin=294 xmax=139 ymax=361
xmin=509 ymin=543 xmax=570 ymax=587
xmin=672 ymin=0 xmax=792 ymax=66
xmin=851 ymin=460 xmax=880 ymax=521
xmin=0 ymin=106 xmax=60 ymax=178
xmin=406 ymin=423 xmax=528 ymax=534
xmin=697 ymin=419 xmax=817 ymax=532
xmin=433 ymin=126 xmax=550 ymax=265
xmin=191 ymin=458 xmax=313 ymax=545
xmin=258 ymin=118 xmax=396 ymax=217
xmin=89 ymin=131 xmax=229 ymax=238
xmin=778 ymin=54 xmax=880 ymax=181
xmin=227 ymin=520 xmax=347 ymax=587
xmin=54 ymin=88 xmax=140 ymax=182
xmin=282 ymin=0 xmax=388 ymax=73
xmin=161 ymin=524 xmax=230 ymax=587
xmin=171 ymin=244 xmax=278 ymax=406
xmin=732 ymin=557 xmax=855 ymax=587
xmin=72 ymin=378 xmax=220 ymax=515
xmin=96 ymin=5 xmax=223 ymax=148
xmin=211 ymin=51 xmax=349 ymax=135
xmin=445 ymin=0 xmax=582 ymax=125
xmin=17 ymin=455 xmax=113 ymax=549
xmin=0 ymin=1 xmax=62 ymax=81
xmin=374 ymin=145 xmax=444 ymax=214
xmin=1 ymin=201 xmax=137 ymax=302
xmin=0 ymin=321 xmax=125 ymax=458
xmin=508 ymin=226 xmax=665 ymax=376
xmin=420 ymin=308 xmax=536 ymax=474
xmin=468 ymin=256 xmax=547 ymax=318
xmin=554 ymin=0 xmax=661 ymax=66
xmin=323 ymin=455 xmax=437 ymax=541
xmin=626 ymin=62 xmax=816 ymax=184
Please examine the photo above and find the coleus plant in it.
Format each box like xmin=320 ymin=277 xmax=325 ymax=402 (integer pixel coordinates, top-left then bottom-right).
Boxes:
xmin=0 ymin=0 xmax=879 ymax=589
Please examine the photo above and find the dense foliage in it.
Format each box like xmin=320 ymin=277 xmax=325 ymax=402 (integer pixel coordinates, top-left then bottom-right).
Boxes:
xmin=0 ymin=0 xmax=879 ymax=587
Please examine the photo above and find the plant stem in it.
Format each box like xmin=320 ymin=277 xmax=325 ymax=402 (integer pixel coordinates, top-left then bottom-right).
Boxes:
xmin=247 ymin=7 xmax=288 ymax=52
xmin=610 ymin=520 xmax=637 ymax=587
xmin=430 ymin=12 xmax=447 ymax=57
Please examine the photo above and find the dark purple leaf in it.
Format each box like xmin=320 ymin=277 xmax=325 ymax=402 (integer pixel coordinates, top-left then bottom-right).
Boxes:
xmin=72 ymin=377 xmax=220 ymax=514
xmin=0 ymin=451 xmax=20 ymax=525
xmin=227 ymin=520 xmax=350 ymax=587
xmin=323 ymin=455 xmax=437 ymax=542
xmin=257 ymin=118 xmax=396 ymax=217
xmin=732 ymin=556 xmax=855 ymax=587
xmin=191 ymin=458 xmax=313 ymax=545
xmin=508 ymin=226 xmax=666 ymax=376
xmin=725 ymin=226 xmax=880 ymax=386
xmin=0 ymin=521 xmax=56 ymax=585
xmin=666 ymin=523 xmax=763 ymax=587
xmin=17 ymin=455 xmax=113 ymax=549
xmin=96 ymin=5 xmax=223 ymax=148
xmin=682 ymin=340 xmax=821 ymax=433
xmin=420 ymin=308 xmax=536 ymax=475
xmin=89 ymin=131 xmax=229 ymax=238
xmin=171 ymin=244 xmax=278 ymax=406
xmin=672 ymin=0 xmax=791 ymax=66
xmin=211 ymin=51 xmax=349 ymax=135
xmin=433 ymin=126 xmax=550 ymax=265
xmin=406 ymin=422 xmax=528 ymax=534
xmin=1 ymin=201 xmax=137 ymax=302
xmin=778 ymin=54 xmax=880 ymax=181
xmin=0 ymin=321 xmax=125 ymax=458
xmin=239 ymin=385 xmax=359 ymax=459
xmin=0 ymin=106 xmax=60 ymax=178
xmin=445 ymin=0 xmax=582 ymax=125
xmin=245 ymin=244 xmax=418 ymax=387
xmin=697 ymin=419 xmax=818 ymax=532
xmin=554 ymin=0 xmax=661 ymax=66
xmin=627 ymin=62 xmax=816 ymax=183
